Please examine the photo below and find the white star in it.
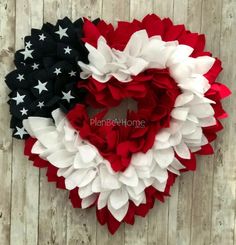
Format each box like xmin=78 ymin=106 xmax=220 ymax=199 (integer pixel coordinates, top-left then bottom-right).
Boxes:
xmin=55 ymin=25 xmax=68 ymax=39
xmin=25 ymin=41 xmax=32 ymax=48
xmin=62 ymin=90 xmax=75 ymax=103
xmin=34 ymin=80 xmax=48 ymax=94
xmin=37 ymin=101 xmax=44 ymax=108
xmin=39 ymin=33 xmax=46 ymax=41
xmin=20 ymin=107 xmax=28 ymax=116
xmin=64 ymin=46 xmax=72 ymax=54
xmin=32 ymin=63 xmax=39 ymax=70
xmin=69 ymin=70 xmax=76 ymax=77
xmin=54 ymin=68 xmax=62 ymax=75
xmin=14 ymin=126 xmax=28 ymax=139
xmin=20 ymin=48 xmax=34 ymax=60
xmin=16 ymin=74 xmax=24 ymax=82
xmin=12 ymin=92 xmax=26 ymax=105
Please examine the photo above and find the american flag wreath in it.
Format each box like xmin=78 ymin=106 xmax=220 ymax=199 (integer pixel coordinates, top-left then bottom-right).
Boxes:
xmin=5 ymin=14 xmax=231 ymax=234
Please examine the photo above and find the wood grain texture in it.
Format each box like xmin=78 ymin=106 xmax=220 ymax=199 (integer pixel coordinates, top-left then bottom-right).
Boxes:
xmin=0 ymin=0 xmax=15 ymax=244
xmin=190 ymin=1 xmax=223 ymax=245
xmin=0 ymin=0 xmax=235 ymax=244
xmin=10 ymin=0 xmax=41 ymax=244
xmin=37 ymin=1 xmax=70 ymax=245
xmin=211 ymin=0 xmax=236 ymax=244
xmin=127 ymin=1 xmax=154 ymax=244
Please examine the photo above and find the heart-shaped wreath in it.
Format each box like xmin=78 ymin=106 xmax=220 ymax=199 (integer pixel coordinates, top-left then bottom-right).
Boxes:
xmin=5 ymin=14 xmax=231 ymax=234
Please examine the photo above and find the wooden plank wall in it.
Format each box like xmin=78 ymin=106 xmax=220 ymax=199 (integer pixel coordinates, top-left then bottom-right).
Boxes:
xmin=0 ymin=0 xmax=235 ymax=244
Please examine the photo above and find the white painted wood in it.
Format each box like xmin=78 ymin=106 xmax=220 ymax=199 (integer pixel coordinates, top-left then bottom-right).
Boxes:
xmin=0 ymin=0 xmax=15 ymax=244
xmin=168 ymin=1 xmax=191 ymax=244
xmin=72 ymin=0 xmax=102 ymax=21
xmin=125 ymin=1 xmax=154 ymax=245
xmin=149 ymin=2 xmax=174 ymax=245
xmin=153 ymin=0 xmax=173 ymax=19
xmin=190 ymin=0 xmax=222 ymax=244
xmin=37 ymin=1 xmax=71 ymax=245
xmin=9 ymin=0 xmax=42 ymax=244
xmin=96 ymin=1 xmax=130 ymax=244
xmin=211 ymin=0 xmax=236 ymax=244
xmin=66 ymin=2 xmax=103 ymax=245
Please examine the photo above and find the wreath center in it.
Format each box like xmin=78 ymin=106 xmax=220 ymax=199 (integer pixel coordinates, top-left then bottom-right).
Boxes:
xmin=67 ymin=69 xmax=180 ymax=172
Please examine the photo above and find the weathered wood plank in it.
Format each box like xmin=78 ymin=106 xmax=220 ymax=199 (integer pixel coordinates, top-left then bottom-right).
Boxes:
xmin=72 ymin=0 xmax=102 ymax=21
xmin=130 ymin=0 xmax=153 ymax=20
xmin=102 ymin=0 xmax=130 ymax=24
xmin=10 ymin=0 xmax=42 ymax=244
xmin=211 ymin=0 xmax=236 ymax=244
xmin=37 ymin=1 xmax=71 ymax=245
xmin=190 ymin=156 xmax=214 ymax=245
xmin=149 ymin=2 xmax=174 ymax=245
xmin=38 ymin=170 xmax=68 ymax=245
xmin=167 ymin=1 xmax=192 ymax=245
xmin=44 ymin=0 xmax=72 ymax=23
xmin=65 ymin=2 xmax=103 ymax=245
xmin=126 ymin=1 xmax=153 ymax=244
xmin=95 ymin=0 xmax=130 ymax=244
xmin=0 ymin=0 xmax=15 ymax=244
xmin=167 ymin=183 xmax=178 ymax=245
xmin=147 ymin=199 xmax=169 ymax=245
xmin=173 ymin=0 xmax=188 ymax=24
xmin=153 ymin=0 xmax=173 ymax=19
xmin=190 ymin=0 xmax=222 ymax=244
xmin=37 ymin=159 xmax=68 ymax=241
xmin=66 ymin=207 xmax=97 ymax=245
